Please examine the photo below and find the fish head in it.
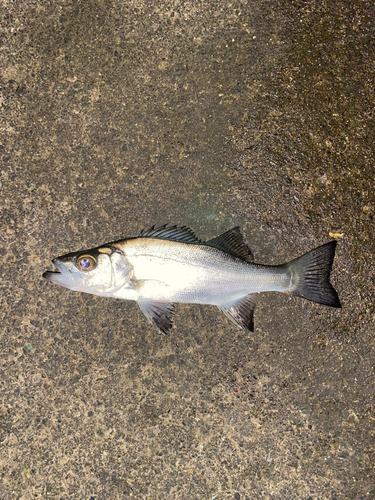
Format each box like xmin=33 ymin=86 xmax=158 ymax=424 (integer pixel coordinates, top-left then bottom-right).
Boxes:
xmin=43 ymin=246 xmax=132 ymax=296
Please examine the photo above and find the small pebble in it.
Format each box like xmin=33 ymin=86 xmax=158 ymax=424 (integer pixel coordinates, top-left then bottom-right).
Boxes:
xmin=23 ymin=343 xmax=33 ymax=355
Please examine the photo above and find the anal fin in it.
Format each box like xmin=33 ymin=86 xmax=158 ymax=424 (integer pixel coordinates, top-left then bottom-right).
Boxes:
xmin=218 ymin=294 xmax=258 ymax=332
xmin=138 ymin=299 xmax=175 ymax=334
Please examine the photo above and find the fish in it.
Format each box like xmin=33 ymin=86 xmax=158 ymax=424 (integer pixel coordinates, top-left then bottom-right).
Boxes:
xmin=43 ymin=225 xmax=341 ymax=334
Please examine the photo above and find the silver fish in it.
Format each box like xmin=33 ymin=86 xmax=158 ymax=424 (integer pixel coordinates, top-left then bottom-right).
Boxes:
xmin=43 ymin=225 xmax=341 ymax=334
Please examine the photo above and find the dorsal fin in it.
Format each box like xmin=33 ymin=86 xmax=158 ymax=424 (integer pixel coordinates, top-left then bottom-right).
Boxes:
xmin=206 ymin=227 xmax=253 ymax=262
xmin=139 ymin=225 xmax=202 ymax=244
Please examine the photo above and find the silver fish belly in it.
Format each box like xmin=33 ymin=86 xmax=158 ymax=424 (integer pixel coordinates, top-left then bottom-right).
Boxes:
xmin=43 ymin=225 xmax=341 ymax=334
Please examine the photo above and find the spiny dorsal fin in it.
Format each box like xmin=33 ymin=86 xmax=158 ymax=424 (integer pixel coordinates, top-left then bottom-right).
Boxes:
xmin=207 ymin=227 xmax=253 ymax=262
xmin=139 ymin=225 xmax=202 ymax=244
xmin=218 ymin=294 xmax=258 ymax=332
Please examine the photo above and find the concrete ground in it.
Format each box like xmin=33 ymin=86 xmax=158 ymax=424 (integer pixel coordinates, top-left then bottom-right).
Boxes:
xmin=0 ymin=0 xmax=374 ymax=498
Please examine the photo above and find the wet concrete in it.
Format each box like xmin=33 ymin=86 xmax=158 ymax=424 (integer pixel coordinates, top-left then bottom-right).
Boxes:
xmin=0 ymin=1 xmax=374 ymax=499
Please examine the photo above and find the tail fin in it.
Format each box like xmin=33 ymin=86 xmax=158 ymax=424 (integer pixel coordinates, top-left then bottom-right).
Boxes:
xmin=287 ymin=241 xmax=341 ymax=307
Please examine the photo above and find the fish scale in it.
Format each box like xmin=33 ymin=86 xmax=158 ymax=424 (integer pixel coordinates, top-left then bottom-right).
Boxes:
xmin=113 ymin=238 xmax=290 ymax=304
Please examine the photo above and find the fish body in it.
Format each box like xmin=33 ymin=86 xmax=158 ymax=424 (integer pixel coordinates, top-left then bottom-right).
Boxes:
xmin=43 ymin=225 xmax=341 ymax=333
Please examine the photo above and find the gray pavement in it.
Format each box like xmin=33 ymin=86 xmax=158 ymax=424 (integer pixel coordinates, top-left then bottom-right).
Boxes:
xmin=0 ymin=1 xmax=374 ymax=498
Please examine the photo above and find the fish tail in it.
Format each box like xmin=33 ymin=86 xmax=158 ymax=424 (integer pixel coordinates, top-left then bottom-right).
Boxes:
xmin=286 ymin=241 xmax=341 ymax=307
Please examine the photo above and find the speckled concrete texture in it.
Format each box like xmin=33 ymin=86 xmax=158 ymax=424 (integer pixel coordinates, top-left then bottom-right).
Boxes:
xmin=0 ymin=1 xmax=374 ymax=499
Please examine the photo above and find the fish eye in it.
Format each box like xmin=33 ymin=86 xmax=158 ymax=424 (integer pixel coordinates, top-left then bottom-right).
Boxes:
xmin=76 ymin=254 xmax=96 ymax=271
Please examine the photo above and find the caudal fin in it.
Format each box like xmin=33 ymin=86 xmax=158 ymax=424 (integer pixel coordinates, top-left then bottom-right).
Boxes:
xmin=287 ymin=241 xmax=341 ymax=307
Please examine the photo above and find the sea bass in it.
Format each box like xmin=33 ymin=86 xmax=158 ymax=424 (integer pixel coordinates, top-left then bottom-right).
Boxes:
xmin=43 ymin=225 xmax=341 ymax=334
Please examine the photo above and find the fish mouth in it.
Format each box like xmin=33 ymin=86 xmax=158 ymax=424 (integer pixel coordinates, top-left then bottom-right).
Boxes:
xmin=43 ymin=259 xmax=78 ymax=286
xmin=43 ymin=259 xmax=63 ymax=281
xmin=43 ymin=269 xmax=61 ymax=282
xmin=43 ymin=270 xmax=59 ymax=280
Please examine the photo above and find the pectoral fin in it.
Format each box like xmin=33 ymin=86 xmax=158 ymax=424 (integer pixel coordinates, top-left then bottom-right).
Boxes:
xmin=138 ymin=299 xmax=175 ymax=334
xmin=218 ymin=294 xmax=258 ymax=332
